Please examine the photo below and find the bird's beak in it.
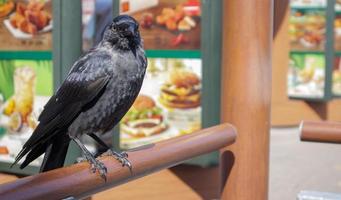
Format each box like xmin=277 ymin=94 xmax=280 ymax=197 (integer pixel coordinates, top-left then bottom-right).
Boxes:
xmin=124 ymin=26 xmax=135 ymax=37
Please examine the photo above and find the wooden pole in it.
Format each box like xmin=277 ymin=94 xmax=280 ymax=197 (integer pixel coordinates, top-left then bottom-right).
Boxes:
xmin=300 ymin=120 xmax=341 ymax=143
xmin=0 ymin=124 xmax=236 ymax=200
xmin=220 ymin=1 xmax=273 ymax=200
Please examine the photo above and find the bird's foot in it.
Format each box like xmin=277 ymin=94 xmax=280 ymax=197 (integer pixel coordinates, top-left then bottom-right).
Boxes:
xmin=72 ymin=137 xmax=108 ymax=180
xmin=102 ymin=150 xmax=132 ymax=173
xmin=87 ymin=157 xmax=107 ymax=180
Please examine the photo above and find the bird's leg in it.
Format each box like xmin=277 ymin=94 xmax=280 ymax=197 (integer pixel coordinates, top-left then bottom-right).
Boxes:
xmin=72 ymin=137 xmax=107 ymax=180
xmin=88 ymin=133 xmax=132 ymax=173
xmin=88 ymin=133 xmax=111 ymax=150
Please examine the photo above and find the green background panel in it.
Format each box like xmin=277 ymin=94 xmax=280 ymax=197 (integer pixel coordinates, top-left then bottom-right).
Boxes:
xmin=146 ymin=50 xmax=201 ymax=58
xmin=0 ymin=60 xmax=53 ymax=100
xmin=290 ymin=53 xmax=325 ymax=69
xmin=0 ymin=51 xmax=52 ymax=60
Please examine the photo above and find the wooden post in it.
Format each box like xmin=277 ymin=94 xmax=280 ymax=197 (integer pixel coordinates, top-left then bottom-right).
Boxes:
xmin=220 ymin=1 xmax=273 ymax=200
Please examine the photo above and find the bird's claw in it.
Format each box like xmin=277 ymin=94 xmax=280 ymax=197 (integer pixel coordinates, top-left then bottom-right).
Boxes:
xmin=120 ymin=151 xmax=129 ymax=158
xmin=117 ymin=156 xmax=132 ymax=169
xmin=105 ymin=150 xmax=132 ymax=173
xmin=89 ymin=159 xmax=107 ymax=180
xmin=115 ymin=152 xmax=132 ymax=174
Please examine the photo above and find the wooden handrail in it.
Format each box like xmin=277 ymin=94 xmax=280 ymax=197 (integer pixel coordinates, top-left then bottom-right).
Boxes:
xmin=0 ymin=124 xmax=236 ymax=200
xmin=299 ymin=120 xmax=341 ymax=143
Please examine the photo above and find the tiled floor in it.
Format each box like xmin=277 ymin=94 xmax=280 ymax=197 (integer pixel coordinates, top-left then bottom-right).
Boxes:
xmin=269 ymin=127 xmax=341 ymax=199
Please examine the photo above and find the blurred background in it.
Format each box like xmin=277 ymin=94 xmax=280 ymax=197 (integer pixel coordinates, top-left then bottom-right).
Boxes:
xmin=0 ymin=0 xmax=340 ymax=199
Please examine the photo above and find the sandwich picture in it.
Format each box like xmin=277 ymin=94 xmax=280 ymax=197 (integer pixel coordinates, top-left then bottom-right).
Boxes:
xmin=121 ymin=95 xmax=168 ymax=138
xmin=160 ymin=69 xmax=201 ymax=109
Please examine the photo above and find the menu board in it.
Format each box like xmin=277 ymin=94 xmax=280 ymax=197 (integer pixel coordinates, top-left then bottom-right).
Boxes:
xmin=0 ymin=0 xmax=52 ymax=51
xmin=336 ymin=0 xmax=341 ymax=11
xmin=335 ymin=15 xmax=341 ymax=52
xmin=333 ymin=57 xmax=341 ymax=95
xmin=120 ymin=0 xmax=201 ymax=50
xmin=120 ymin=58 xmax=201 ymax=149
xmin=290 ymin=0 xmax=326 ymax=7
xmin=288 ymin=0 xmax=330 ymax=99
xmin=0 ymin=0 xmax=98 ymax=169
xmin=82 ymin=0 xmax=95 ymax=51
xmin=289 ymin=9 xmax=326 ymax=51
xmin=288 ymin=53 xmax=325 ymax=98
xmin=335 ymin=1 xmax=341 ymax=96
xmin=0 ymin=0 xmax=53 ymax=168
xmin=118 ymin=0 xmax=202 ymax=149
xmin=0 ymin=60 xmax=53 ymax=165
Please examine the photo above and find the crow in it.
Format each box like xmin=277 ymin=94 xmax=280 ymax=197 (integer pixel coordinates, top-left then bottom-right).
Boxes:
xmin=12 ymin=15 xmax=147 ymax=178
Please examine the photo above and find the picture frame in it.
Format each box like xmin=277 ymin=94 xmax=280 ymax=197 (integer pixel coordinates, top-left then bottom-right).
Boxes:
xmin=287 ymin=0 xmax=335 ymax=101
xmin=113 ymin=0 xmax=222 ymax=166
xmin=0 ymin=0 xmax=82 ymax=175
xmin=0 ymin=0 xmax=223 ymax=175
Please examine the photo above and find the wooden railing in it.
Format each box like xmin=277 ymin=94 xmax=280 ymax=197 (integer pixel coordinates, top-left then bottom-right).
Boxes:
xmin=300 ymin=120 xmax=341 ymax=143
xmin=0 ymin=124 xmax=236 ymax=200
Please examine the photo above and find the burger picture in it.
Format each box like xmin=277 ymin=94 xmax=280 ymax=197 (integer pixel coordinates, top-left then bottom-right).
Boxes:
xmin=121 ymin=95 xmax=168 ymax=138
xmin=160 ymin=69 xmax=201 ymax=109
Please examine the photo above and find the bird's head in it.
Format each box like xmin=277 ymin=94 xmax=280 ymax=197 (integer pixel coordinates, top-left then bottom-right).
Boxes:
xmin=103 ymin=15 xmax=141 ymax=50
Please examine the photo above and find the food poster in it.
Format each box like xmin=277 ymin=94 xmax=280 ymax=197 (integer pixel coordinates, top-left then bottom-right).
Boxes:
xmin=288 ymin=53 xmax=325 ymax=98
xmin=290 ymin=0 xmax=326 ymax=7
xmin=335 ymin=14 xmax=341 ymax=51
xmin=120 ymin=0 xmax=201 ymax=50
xmin=0 ymin=0 xmax=52 ymax=51
xmin=0 ymin=60 xmax=52 ymax=165
xmin=289 ymin=9 xmax=326 ymax=51
xmin=333 ymin=57 xmax=341 ymax=95
xmin=82 ymin=0 xmax=95 ymax=51
xmin=120 ymin=58 xmax=202 ymax=149
xmin=336 ymin=0 xmax=341 ymax=12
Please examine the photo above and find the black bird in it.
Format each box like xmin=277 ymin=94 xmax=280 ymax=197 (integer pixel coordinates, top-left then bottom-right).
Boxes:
xmin=12 ymin=15 xmax=147 ymax=178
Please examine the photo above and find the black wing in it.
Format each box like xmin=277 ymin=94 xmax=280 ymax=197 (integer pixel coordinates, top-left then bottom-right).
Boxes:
xmin=13 ymin=55 xmax=111 ymax=166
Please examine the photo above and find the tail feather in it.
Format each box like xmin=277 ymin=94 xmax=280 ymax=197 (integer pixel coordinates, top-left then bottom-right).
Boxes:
xmin=20 ymin=143 xmax=48 ymax=169
xmin=40 ymin=134 xmax=70 ymax=172
xmin=12 ymin=131 xmax=70 ymax=172
xmin=11 ymin=129 xmax=64 ymax=168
